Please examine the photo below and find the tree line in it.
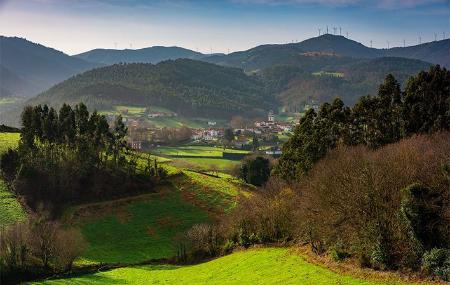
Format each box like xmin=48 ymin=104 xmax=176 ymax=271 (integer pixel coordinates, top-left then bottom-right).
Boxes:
xmin=276 ymin=65 xmax=450 ymax=180
xmin=0 ymin=103 xmax=164 ymax=215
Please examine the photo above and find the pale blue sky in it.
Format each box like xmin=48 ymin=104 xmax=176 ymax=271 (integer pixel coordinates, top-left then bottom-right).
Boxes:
xmin=0 ymin=0 xmax=449 ymax=55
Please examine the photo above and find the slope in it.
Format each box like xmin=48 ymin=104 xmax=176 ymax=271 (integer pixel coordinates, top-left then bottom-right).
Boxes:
xmin=0 ymin=36 xmax=99 ymax=98
xmin=75 ymin=46 xmax=205 ymax=65
xmin=33 ymin=248 xmax=424 ymax=285
xmin=30 ymin=59 xmax=275 ymax=118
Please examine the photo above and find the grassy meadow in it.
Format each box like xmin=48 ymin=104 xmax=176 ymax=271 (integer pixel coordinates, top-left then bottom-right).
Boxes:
xmin=152 ymin=145 xmax=248 ymax=172
xmin=33 ymin=248 xmax=420 ymax=285
xmin=0 ymin=132 xmax=25 ymax=227
xmin=68 ymin=188 xmax=209 ymax=264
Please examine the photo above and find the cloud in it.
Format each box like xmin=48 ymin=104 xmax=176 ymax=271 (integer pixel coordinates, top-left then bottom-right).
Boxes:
xmin=376 ymin=0 xmax=449 ymax=9
xmin=231 ymin=0 xmax=360 ymax=6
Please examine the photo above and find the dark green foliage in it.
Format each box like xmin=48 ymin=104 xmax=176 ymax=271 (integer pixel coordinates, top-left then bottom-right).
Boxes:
xmin=31 ymin=59 xmax=275 ymax=118
xmin=401 ymin=184 xmax=446 ymax=252
xmin=403 ymin=65 xmax=450 ymax=134
xmin=239 ymin=156 xmax=271 ymax=186
xmin=277 ymin=66 xmax=450 ymax=180
xmin=422 ymin=248 xmax=450 ymax=281
xmin=0 ymin=103 xmax=159 ymax=215
xmin=0 ymin=125 xmax=20 ymax=133
xmin=0 ymin=149 xmax=19 ymax=187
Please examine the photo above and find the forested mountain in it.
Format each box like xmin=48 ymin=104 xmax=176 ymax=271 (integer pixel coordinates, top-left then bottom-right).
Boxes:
xmin=261 ymin=57 xmax=431 ymax=110
xmin=75 ymin=46 xmax=206 ymax=65
xmin=205 ymin=34 xmax=450 ymax=71
xmin=0 ymin=36 xmax=99 ymax=98
xmin=30 ymin=59 xmax=275 ymax=118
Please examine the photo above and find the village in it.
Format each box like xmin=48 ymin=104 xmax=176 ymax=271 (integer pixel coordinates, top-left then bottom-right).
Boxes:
xmin=109 ymin=108 xmax=300 ymax=158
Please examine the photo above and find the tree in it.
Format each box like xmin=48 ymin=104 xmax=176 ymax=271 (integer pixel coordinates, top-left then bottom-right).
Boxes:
xmin=223 ymin=128 xmax=234 ymax=148
xmin=240 ymin=156 xmax=271 ymax=186
xmin=0 ymin=149 xmax=19 ymax=188
xmin=252 ymin=133 xmax=259 ymax=151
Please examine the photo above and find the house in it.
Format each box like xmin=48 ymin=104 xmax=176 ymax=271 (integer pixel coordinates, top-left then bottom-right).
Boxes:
xmin=268 ymin=110 xmax=275 ymax=123
xmin=130 ymin=140 xmax=142 ymax=150
xmin=208 ymin=121 xmax=217 ymax=126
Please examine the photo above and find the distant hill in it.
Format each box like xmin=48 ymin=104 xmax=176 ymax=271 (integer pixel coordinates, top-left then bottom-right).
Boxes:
xmin=0 ymin=36 xmax=99 ymax=98
xmin=260 ymin=57 xmax=431 ymax=111
xmin=205 ymin=34 xmax=450 ymax=71
xmin=30 ymin=59 xmax=275 ymax=118
xmin=75 ymin=46 xmax=206 ymax=65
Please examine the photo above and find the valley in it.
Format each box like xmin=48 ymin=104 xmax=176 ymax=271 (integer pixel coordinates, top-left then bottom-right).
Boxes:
xmin=0 ymin=7 xmax=449 ymax=283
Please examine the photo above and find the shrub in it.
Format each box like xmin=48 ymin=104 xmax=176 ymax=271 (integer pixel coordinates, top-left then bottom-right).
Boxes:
xmin=329 ymin=241 xmax=350 ymax=262
xmin=422 ymin=248 xmax=450 ymax=281
xmin=297 ymin=133 xmax=450 ymax=269
xmin=186 ymin=224 xmax=221 ymax=259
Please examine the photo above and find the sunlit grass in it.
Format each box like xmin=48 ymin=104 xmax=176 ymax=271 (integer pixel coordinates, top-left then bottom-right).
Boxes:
xmin=34 ymin=248 xmax=419 ymax=285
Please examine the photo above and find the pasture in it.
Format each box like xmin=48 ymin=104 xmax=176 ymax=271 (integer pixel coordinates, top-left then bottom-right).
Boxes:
xmin=0 ymin=132 xmax=25 ymax=227
xmin=70 ymin=187 xmax=209 ymax=264
xmin=154 ymin=145 xmax=248 ymax=157
xmin=34 ymin=248 xmax=419 ymax=285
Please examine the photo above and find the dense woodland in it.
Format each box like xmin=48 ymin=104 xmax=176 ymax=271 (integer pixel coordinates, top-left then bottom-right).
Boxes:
xmin=31 ymin=59 xmax=275 ymax=118
xmin=0 ymin=103 xmax=165 ymax=215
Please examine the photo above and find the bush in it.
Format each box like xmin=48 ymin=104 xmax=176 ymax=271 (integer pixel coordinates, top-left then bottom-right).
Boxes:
xmin=186 ymin=224 xmax=221 ymax=260
xmin=329 ymin=241 xmax=350 ymax=262
xmin=422 ymin=248 xmax=450 ymax=281
xmin=297 ymin=133 xmax=450 ymax=269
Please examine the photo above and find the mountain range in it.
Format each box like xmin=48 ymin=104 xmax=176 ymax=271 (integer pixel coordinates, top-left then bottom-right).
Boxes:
xmin=1 ymin=34 xmax=449 ymax=123
xmin=0 ymin=36 xmax=98 ymax=98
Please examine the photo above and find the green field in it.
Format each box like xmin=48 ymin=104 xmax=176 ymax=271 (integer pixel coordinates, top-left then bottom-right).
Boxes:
xmin=0 ymin=132 xmax=20 ymax=153
xmin=0 ymin=132 xmax=25 ymax=227
xmin=171 ymin=157 xmax=240 ymax=171
xmin=154 ymin=145 xmax=249 ymax=157
xmin=172 ymin=171 xmax=251 ymax=211
xmin=34 ymin=248 xmax=417 ymax=285
xmin=71 ymin=188 xmax=209 ymax=264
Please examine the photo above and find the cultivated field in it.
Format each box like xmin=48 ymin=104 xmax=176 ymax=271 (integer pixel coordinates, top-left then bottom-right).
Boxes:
xmin=0 ymin=132 xmax=25 ymax=227
xmin=33 ymin=248 xmax=420 ymax=285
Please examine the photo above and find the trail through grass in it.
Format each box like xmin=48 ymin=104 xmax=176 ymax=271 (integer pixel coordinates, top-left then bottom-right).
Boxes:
xmin=34 ymin=248 xmax=419 ymax=285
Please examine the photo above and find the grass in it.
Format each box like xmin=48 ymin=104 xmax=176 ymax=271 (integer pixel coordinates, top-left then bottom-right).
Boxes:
xmin=171 ymin=170 xmax=252 ymax=211
xmin=171 ymin=157 xmax=240 ymax=171
xmin=0 ymin=132 xmax=20 ymax=153
xmin=0 ymin=180 xmax=26 ymax=227
xmin=34 ymin=247 xmax=419 ymax=285
xmin=0 ymin=132 xmax=25 ymax=227
xmin=71 ymin=187 xmax=209 ymax=264
xmin=153 ymin=145 xmax=249 ymax=157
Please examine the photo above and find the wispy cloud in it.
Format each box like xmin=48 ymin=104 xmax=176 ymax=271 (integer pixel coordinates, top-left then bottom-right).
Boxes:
xmin=376 ymin=0 xmax=449 ymax=9
xmin=231 ymin=0 xmax=360 ymax=6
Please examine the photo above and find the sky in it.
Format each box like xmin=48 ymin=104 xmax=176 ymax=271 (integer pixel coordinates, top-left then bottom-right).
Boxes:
xmin=0 ymin=0 xmax=449 ymax=55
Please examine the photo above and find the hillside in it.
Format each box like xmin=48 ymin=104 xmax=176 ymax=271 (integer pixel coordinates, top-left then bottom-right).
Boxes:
xmin=0 ymin=36 xmax=99 ymax=98
xmin=30 ymin=59 xmax=275 ymax=118
xmin=205 ymin=34 xmax=449 ymax=71
xmin=259 ymin=57 xmax=430 ymax=109
xmin=75 ymin=46 xmax=205 ymax=65
xmin=33 ymin=248 xmax=423 ymax=285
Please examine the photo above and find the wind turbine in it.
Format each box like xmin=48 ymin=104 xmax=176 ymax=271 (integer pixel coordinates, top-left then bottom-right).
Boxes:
xmin=339 ymin=27 xmax=342 ymax=36
xmin=333 ymin=27 xmax=337 ymax=35
xmin=318 ymin=28 xmax=321 ymax=36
